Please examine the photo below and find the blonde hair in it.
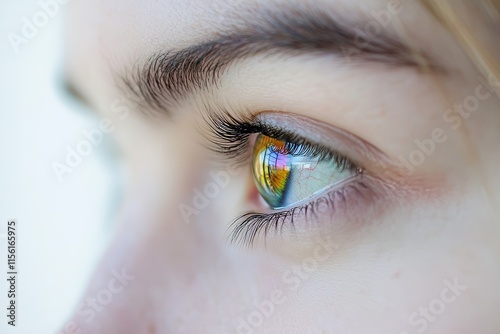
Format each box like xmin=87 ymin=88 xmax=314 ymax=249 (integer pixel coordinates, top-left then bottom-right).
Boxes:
xmin=423 ymin=0 xmax=500 ymax=94
xmin=422 ymin=0 xmax=499 ymax=214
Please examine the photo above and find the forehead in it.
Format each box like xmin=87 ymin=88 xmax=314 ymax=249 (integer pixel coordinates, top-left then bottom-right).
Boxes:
xmin=66 ymin=0 xmax=420 ymax=57
xmin=64 ymin=0 xmax=451 ymax=113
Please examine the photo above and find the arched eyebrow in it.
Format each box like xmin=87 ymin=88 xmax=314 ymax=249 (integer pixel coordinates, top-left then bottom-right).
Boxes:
xmin=120 ymin=6 xmax=442 ymax=115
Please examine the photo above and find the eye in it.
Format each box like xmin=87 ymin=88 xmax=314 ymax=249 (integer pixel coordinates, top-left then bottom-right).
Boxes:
xmin=252 ymin=134 xmax=359 ymax=209
xmin=200 ymin=109 xmax=375 ymax=246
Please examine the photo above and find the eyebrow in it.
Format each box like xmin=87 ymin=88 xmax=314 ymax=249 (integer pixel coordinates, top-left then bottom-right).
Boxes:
xmin=121 ymin=6 xmax=438 ymax=115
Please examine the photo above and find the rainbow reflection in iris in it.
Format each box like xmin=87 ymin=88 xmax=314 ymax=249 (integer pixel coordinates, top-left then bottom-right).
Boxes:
xmin=252 ymin=133 xmax=356 ymax=209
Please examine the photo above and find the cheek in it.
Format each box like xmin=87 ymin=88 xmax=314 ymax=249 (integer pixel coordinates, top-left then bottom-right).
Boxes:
xmin=65 ymin=186 xmax=287 ymax=333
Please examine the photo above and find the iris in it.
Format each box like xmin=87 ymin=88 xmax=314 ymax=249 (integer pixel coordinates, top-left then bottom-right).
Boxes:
xmin=252 ymin=134 xmax=356 ymax=209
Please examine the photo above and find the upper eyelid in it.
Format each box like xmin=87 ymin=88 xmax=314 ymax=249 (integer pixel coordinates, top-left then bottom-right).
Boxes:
xmin=256 ymin=127 xmax=359 ymax=171
xmin=200 ymin=106 xmax=406 ymax=186
xmin=253 ymin=112 xmax=405 ymax=176
xmin=201 ymin=109 xmax=352 ymax=167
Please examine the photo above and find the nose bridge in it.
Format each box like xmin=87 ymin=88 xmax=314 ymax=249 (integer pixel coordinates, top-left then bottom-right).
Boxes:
xmin=62 ymin=146 xmax=227 ymax=334
xmin=60 ymin=112 xmax=262 ymax=333
xmin=64 ymin=198 xmax=215 ymax=333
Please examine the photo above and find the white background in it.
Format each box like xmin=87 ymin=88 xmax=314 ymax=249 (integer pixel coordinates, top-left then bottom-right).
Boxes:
xmin=0 ymin=1 xmax=119 ymax=333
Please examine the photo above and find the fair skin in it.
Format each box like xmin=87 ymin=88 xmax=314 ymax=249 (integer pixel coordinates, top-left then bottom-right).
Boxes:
xmin=64 ymin=0 xmax=500 ymax=333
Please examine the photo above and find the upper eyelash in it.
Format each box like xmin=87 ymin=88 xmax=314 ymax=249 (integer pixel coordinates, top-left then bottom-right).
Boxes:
xmin=202 ymin=109 xmax=365 ymax=247
xmin=203 ymin=109 xmax=359 ymax=172
xmin=202 ymin=110 xmax=259 ymax=164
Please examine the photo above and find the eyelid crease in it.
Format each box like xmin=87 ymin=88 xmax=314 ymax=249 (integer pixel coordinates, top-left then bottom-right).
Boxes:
xmin=253 ymin=111 xmax=416 ymax=184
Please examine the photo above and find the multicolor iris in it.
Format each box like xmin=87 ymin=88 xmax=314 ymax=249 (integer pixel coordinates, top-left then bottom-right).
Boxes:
xmin=252 ymin=134 xmax=355 ymax=209
xmin=252 ymin=135 xmax=291 ymax=208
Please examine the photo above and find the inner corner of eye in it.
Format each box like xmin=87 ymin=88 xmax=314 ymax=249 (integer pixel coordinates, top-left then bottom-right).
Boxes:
xmin=250 ymin=133 xmax=357 ymax=209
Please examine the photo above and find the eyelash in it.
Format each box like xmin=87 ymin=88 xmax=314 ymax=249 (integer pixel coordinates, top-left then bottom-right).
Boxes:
xmin=203 ymin=109 xmax=364 ymax=246
xmin=229 ymin=181 xmax=367 ymax=247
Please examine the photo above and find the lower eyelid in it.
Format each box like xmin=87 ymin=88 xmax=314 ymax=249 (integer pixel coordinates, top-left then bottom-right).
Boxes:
xmin=229 ymin=175 xmax=378 ymax=246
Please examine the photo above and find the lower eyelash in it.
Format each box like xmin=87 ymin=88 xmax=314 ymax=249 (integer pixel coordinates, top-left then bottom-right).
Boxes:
xmin=228 ymin=179 xmax=367 ymax=247
xmin=202 ymin=108 xmax=370 ymax=246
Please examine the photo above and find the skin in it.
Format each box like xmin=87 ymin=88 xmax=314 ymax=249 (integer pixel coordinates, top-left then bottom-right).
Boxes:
xmin=63 ymin=0 xmax=500 ymax=333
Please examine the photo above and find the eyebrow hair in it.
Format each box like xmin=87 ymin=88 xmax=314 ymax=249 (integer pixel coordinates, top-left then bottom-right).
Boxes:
xmin=122 ymin=6 xmax=437 ymax=115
